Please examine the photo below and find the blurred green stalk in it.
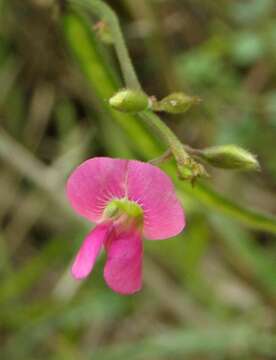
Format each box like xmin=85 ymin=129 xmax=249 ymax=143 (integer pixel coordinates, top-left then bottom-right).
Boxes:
xmin=91 ymin=324 xmax=276 ymax=359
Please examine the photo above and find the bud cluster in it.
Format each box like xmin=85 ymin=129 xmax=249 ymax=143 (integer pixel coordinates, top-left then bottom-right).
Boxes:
xmin=108 ymin=89 xmax=260 ymax=183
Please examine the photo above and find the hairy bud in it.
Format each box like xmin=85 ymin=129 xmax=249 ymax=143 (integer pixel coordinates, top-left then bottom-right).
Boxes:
xmin=153 ymin=92 xmax=201 ymax=114
xmin=199 ymin=145 xmax=260 ymax=171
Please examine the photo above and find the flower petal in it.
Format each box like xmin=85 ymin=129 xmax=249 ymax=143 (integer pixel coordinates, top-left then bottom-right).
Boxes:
xmin=66 ymin=157 xmax=128 ymax=222
xmin=127 ymin=161 xmax=185 ymax=239
xmin=72 ymin=222 xmax=112 ymax=279
xmin=104 ymin=226 xmax=143 ymax=295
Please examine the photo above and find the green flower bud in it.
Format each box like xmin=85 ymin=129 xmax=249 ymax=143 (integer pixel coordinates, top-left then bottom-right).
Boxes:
xmin=109 ymin=89 xmax=150 ymax=113
xmin=199 ymin=145 xmax=260 ymax=171
xmin=177 ymin=158 xmax=208 ymax=181
xmin=153 ymin=92 xmax=201 ymax=114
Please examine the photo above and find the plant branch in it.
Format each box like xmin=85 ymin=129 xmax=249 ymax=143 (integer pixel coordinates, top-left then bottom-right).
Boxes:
xmin=68 ymin=0 xmax=192 ymax=169
xmin=61 ymin=9 xmax=276 ymax=235
xmin=140 ymin=111 xmax=191 ymax=164
xmin=69 ymin=0 xmax=141 ymax=91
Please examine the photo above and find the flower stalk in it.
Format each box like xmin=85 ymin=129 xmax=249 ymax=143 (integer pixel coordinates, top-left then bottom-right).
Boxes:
xmin=69 ymin=0 xmax=141 ymax=91
xmin=68 ymin=0 xmax=206 ymax=181
xmin=139 ymin=111 xmax=207 ymax=180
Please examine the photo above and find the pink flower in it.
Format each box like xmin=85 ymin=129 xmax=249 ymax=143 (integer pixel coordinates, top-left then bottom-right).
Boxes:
xmin=66 ymin=157 xmax=185 ymax=295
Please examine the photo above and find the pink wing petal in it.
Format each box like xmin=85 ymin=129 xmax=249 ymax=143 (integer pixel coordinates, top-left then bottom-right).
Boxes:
xmin=66 ymin=157 xmax=128 ymax=222
xmin=127 ymin=161 xmax=185 ymax=240
xmin=72 ymin=222 xmax=112 ymax=279
xmin=104 ymin=226 xmax=143 ymax=295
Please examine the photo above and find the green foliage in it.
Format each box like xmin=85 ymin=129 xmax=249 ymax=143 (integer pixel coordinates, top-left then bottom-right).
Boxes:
xmin=1 ymin=1 xmax=276 ymax=359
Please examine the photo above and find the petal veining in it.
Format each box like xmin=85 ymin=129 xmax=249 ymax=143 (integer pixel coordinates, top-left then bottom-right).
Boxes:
xmin=66 ymin=157 xmax=128 ymax=222
xmin=126 ymin=160 xmax=185 ymax=239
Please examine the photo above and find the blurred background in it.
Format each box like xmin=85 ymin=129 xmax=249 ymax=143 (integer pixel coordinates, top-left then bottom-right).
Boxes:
xmin=1 ymin=0 xmax=276 ymax=359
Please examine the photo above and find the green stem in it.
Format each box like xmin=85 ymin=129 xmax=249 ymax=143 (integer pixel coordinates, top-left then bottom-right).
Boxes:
xmin=149 ymin=149 xmax=172 ymax=165
xmin=69 ymin=0 xmax=141 ymax=91
xmin=140 ymin=111 xmax=190 ymax=164
xmin=68 ymin=0 xmax=190 ymax=166
xmin=181 ymin=180 xmax=276 ymax=234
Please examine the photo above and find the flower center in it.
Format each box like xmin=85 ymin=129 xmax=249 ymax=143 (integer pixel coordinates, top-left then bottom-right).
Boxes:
xmin=103 ymin=198 xmax=143 ymax=223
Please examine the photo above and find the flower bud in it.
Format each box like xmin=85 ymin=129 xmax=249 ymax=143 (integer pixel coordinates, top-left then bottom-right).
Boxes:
xmin=177 ymin=158 xmax=208 ymax=181
xmin=154 ymin=92 xmax=201 ymax=114
xmin=109 ymin=89 xmax=150 ymax=113
xmin=199 ymin=145 xmax=260 ymax=171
